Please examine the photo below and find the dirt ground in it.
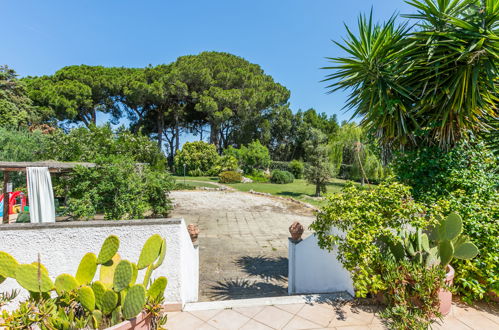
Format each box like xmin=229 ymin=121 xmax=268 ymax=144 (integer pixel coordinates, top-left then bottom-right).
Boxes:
xmin=169 ymin=190 xmax=316 ymax=301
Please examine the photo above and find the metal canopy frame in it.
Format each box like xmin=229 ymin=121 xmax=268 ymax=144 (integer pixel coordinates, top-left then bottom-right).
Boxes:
xmin=1 ymin=161 xmax=96 ymax=223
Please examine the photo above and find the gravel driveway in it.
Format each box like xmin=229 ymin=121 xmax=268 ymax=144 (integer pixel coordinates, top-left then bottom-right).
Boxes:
xmin=169 ymin=190 xmax=316 ymax=301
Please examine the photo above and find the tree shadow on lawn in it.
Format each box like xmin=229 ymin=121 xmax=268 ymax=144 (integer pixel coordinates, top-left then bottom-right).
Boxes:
xmin=278 ymin=191 xmax=303 ymax=198
xmin=207 ymin=278 xmax=287 ymax=300
xmin=235 ymin=255 xmax=288 ymax=281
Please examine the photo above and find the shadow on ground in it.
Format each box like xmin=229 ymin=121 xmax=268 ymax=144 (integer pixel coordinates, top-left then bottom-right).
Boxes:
xmin=235 ymin=255 xmax=288 ymax=281
xmin=207 ymin=278 xmax=287 ymax=300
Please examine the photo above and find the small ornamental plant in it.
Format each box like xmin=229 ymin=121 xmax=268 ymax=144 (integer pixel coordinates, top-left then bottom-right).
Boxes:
xmin=0 ymin=234 xmax=168 ymax=329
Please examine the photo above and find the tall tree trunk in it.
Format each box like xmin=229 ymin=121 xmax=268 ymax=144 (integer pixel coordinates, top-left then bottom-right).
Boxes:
xmin=315 ymin=183 xmax=321 ymax=197
xmin=157 ymin=110 xmax=164 ymax=150
xmin=210 ymin=122 xmax=220 ymax=151
xmin=91 ymin=109 xmax=97 ymax=125
xmin=174 ymin=112 xmax=180 ymax=153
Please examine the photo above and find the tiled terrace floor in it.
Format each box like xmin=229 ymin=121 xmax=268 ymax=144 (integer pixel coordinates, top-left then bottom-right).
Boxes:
xmin=170 ymin=190 xmax=315 ymax=301
xmin=167 ymin=296 xmax=499 ymax=330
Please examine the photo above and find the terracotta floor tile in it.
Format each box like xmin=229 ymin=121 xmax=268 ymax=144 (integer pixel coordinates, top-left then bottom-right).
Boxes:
xmin=233 ymin=306 xmax=265 ymax=318
xmin=167 ymin=312 xmax=205 ymax=330
xmin=189 ymin=309 xmax=223 ymax=321
xmin=457 ymin=312 xmax=499 ymax=329
xmin=253 ymin=305 xmax=295 ymax=329
xmin=282 ymin=315 xmax=324 ymax=329
xmin=433 ymin=317 xmax=472 ymax=330
xmin=207 ymin=309 xmax=251 ymax=330
xmin=195 ymin=323 xmax=219 ymax=330
xmin=327 ymin=304 xmax=374 ymax=327
xmin=275 ymin=303 xmax=306 ymax=315
xmin=295 ymin=304 xmax=335 ymax=327
xmin=240 ymin=319 xmax=275 ymax=330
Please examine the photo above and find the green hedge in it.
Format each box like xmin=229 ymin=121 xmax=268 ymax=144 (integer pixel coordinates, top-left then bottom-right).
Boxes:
xmin=218 ymin=171 xmax=242 ymax=183
xmin=270 ymin=170 xmax=294 ymax=184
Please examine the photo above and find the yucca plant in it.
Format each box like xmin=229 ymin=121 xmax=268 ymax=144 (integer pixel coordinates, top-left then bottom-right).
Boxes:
xmin=323 ymin=0 xmax=499 ymax=150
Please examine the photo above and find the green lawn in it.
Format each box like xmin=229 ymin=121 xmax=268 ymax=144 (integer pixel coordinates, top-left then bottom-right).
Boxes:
xmin=172 ymin=176 xmax=351 ymax=207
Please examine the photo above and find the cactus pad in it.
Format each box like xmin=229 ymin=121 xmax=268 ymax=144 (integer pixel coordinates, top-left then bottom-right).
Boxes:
xmin=0 ymin=251 xmax=19 ymax=278
xmin=438 ymin=240 xmax=454 ymax=266
xmin=130 ymin=262 xmax=138 ymax=285
xmin=92 ymin=281 xmax=106 ymax=309
xmin=152 ymin=239 xmax=166 ymax=270
xmin=75 ymin=253 xmax=97 ymax=285
xmin=454 ymin=242 xmax=479 ymax=259
xmin=78 ymin=285 xmax=96 ymax=311
xmin=147 ymin=276 xmax=167 ymax=300
xmin=54 ymin=274 xmax=78 ymax=294
xmin=92 ymin=310 xmax=103 ymax=328
xmin=137 ymin=235 xmax=163 ymax=269
xmin=31 ymin=262 xmax=49 ymax=275
xmin=111 ymin=306 xmax=122 ymax=325
xmin=113 ymin=260 xmax=133 ymax=292
xmin=101 ymin=289 xmax=118 ymax=315
xmin=15 ymin=263 xmax=53 ymax=292
xmin=440 ymin=213 xmax=463 ymax=241
xmin=122 ymin=284 xmax=146 ymax=320
xmin=97 ymin=235 xmax=120 ymax=265
xmin=100 ymin=253 xmax=121 ymax=289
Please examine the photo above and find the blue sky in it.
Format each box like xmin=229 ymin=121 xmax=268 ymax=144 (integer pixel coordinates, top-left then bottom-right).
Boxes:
xmin=2 ymin=0 xmax=415 ymax=124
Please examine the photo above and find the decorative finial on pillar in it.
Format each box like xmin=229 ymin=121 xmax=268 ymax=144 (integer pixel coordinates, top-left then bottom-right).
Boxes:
xmin=289 ymin=221 xmax=304 ymax=242
xmin=187 ymin=224 xmax=200 ymax=243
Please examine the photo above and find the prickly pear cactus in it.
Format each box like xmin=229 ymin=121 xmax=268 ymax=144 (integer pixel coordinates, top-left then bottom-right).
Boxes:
xmin=454 ymin=242 xmax=479 ymax=259
xmin=113 ymin=260 xmax=134 ymax=292
xmin=152 ymin=239 xmax=166 ymax=270
xmin=137 ymin=234 xmax=163 ymax=269
xmin=15 ymin=263 xmax=53 ymax=292
xmin=122 ymin=284 xmax=146 ymax=320
xmin=54 ymin=274 xmax=79 ymax=294
xmin=75 ymin=253 xmax=97 ymax=285
xmin=78 ymin=286 xmax=96 ymax=311
xmin=0 ymin=251 xmax=19 ymax=278
xmin=97 ymin=235 xmax=120 ymax=265
xmin=438 ymin=213 xmax=463 ymax=241
xmin=147 ymin=276 xmax=167 ymax=300
xmin=101 ymin=289 xmax=118 ymax=315
xmin=100 ymin=253 xmax=121 ymax=289
xmin=111 ymin=306 xmax=122 ymax=325
xmin=91 ymin=281 xmax=106 ymax=309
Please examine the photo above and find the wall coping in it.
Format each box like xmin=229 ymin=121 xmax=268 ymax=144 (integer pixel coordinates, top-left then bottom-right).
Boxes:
xmin=0 ymin=218 xmax=183 ymax=231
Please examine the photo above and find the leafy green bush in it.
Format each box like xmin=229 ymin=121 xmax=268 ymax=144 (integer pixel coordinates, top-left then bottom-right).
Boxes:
xmin=225 ymin=140 xmax=270 ymax=173
xmin=174 ymin=141 xmax=220 ymax=176
xmin=269 ymin=161 xmax=290 ymax=171
xmin=59 ymin=157 xmax=174 ymax=220
xmin=209 ymin=155 xmax=239 ymax=175
xmin=46 ymin=125 xmax=167 ymax=169
xmin=218 ymin=171 xmax=242 ymax=183
xmin=392 ymin=141 xmax=499 ymax=302
xmin=246 ymin=170 xmax=269 ymax=183
xmin=270 ymin=170 xmax=294 ymax=184
xmin=310 ymin=182 xmax=433 ymax=297
xmin=289 ymin=159 xmax=304 ymax=179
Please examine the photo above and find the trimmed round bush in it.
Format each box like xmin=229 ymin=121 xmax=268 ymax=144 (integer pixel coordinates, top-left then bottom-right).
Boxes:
xmin=270 ymin=170 xmax=294 ymax=184
xmin=289 ymin=159 xmax=304 ymax=179
xmin=218 ymin=171 xmax=243 ymax=183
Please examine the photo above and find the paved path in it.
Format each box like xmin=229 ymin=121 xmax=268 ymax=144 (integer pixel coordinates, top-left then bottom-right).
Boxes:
xmin=169 ymin=190 xmax=315 ymax=302
xmin=167 ymin=296 xmax=499 ymax=330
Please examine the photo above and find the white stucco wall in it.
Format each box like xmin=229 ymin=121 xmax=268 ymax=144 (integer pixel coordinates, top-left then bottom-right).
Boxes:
xmin=288 ymin=233 xmax=354 ymax=296
xmin=0 ymin=218 xmax=198 ymax=309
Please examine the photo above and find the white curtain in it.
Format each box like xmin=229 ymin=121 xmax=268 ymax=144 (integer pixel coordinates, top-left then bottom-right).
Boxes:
xmin=26 ymin=167 xmax=55 ymax=223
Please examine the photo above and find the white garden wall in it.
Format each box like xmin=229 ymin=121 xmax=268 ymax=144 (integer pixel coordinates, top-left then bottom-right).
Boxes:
xmin=288 ymin=233 xmax=354 ymax=297
xmin=0 ymin=218 xmax=198 ymax=309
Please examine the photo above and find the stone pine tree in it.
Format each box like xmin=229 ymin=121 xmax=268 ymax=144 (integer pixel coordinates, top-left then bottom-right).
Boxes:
xmin=304 ymin=129 xmax=334 ymax=196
